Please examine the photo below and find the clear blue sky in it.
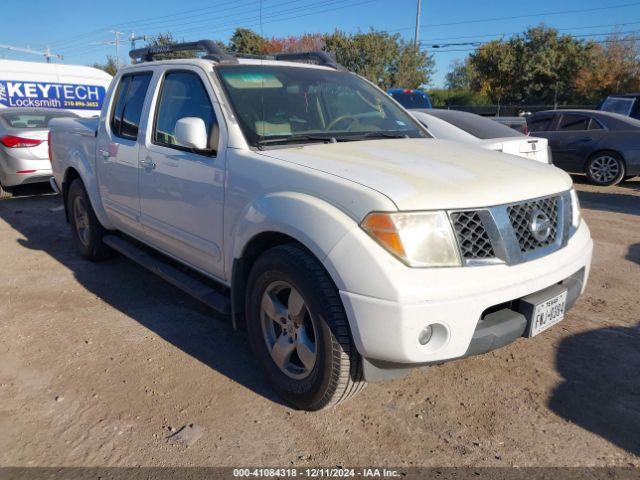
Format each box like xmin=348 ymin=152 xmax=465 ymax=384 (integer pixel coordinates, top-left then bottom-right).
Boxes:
xmin=1 ymin=0 xmax=639 ymax=87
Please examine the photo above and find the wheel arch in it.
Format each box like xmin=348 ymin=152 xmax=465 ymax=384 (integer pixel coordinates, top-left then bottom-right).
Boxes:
xmin=60 ymin=151 xmax=114 ymax=230
xmin=228 ymin=192 xmax=360 ymax=329
xmin=584 ymin=148 xmax=627 ymax=173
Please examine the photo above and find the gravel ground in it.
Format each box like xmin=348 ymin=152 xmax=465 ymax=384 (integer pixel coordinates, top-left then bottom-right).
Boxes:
xmin=0 ymin=177 xmax=638 ymax=468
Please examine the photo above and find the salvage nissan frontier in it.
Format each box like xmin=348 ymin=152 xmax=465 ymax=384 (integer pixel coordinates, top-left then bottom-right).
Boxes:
xmin=49 ymin=41 xmax=593 ymax=410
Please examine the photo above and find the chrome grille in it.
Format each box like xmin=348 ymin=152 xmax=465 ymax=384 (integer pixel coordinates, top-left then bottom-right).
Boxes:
xmin=507 ymin=196 xmax=559 ymax=252
xmin=450 ymin=211 xmax=495 ymax=260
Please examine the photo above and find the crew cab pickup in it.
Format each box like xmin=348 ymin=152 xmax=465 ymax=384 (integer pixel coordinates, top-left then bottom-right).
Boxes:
xmin=49 ymin=41 xmax=593 ymax=410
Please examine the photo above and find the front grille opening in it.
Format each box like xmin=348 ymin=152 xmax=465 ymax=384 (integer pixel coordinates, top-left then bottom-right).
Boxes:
xmin=507 ymin=196 xmax=559 ymax=253
xmin=450 ymin=211 xmax=495 ymax=260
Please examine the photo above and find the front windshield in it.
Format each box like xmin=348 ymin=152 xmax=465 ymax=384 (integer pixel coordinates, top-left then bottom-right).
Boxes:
xmin=216 ymin=65 xmax=428 ymax=148
xmin=600 ymin=97 xmax=635 ymax=116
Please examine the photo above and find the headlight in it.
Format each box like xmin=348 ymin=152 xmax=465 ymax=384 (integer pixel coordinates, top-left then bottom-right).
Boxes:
xmin=570 ymin=188 xmax=581 ymax=227
xmin=361 ymin=211 xmax=461 ymax=267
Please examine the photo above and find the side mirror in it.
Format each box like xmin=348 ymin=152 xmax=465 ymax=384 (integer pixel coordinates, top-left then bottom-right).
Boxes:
xmin=175 ymin=117 xmax=208 ymax=150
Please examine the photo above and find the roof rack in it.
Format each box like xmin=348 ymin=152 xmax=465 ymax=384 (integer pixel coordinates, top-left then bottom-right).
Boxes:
xmin=273 ymin=51 xmax=346 ymax=71
xmin=129 ymin=39 xmax=238 ymax=63
xmin=129 ymin=39 xmax=346 ymax=71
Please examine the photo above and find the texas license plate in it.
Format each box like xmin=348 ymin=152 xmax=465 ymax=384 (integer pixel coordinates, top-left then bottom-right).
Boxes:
xmin=529 ymin=290 xmax=568 ymax=337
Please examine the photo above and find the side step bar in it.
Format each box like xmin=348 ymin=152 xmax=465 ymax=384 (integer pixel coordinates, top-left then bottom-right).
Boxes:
xmin=103 ymin=235 xmax=231 ymax=316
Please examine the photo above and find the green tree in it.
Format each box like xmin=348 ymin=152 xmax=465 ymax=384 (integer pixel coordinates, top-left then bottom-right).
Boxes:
xmin=323 ymin=29 xmax=434 ymax=89
xmin=463 ymin=25 xmax=598 ymax=107
xmin=143 ymin=32 xmax=199 ymax=60
xmin=228 ymin=28 xmax=266 ymax=55
xmin=445 ymin=59 xmax=472 ymax=90
xmin=92 ymin=55 xmax=118 ymax=76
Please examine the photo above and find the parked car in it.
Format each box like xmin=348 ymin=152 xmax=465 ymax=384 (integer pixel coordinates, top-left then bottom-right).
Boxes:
xmin=412 ymin=109 xmax=551 ymax=163
xmin=527 ymin=109 xmax=640 ymax=186
xmin=50 ymin=41 xmax=592 ymax=410
xmin=387 ymin=88 xmax=432 ymax=109
xmin=492 ymin=116 xmax=528 ymax=134
xmin=597 ymin=93 xmax=640 ymax=120
xmin=0 ymin=108 xmax=78 ymax=198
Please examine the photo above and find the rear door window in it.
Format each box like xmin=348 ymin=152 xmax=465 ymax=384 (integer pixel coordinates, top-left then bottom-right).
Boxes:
xmin=558 ymin=114 xmax=590 ymax=131
xmin=110 ymin=72 xmax=152 ymax=140
xmin=527 ymin=115 xmax=553 ymax=132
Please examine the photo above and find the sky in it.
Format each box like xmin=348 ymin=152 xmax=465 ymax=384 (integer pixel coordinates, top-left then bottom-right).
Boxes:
xmin=1 ymin=0 xmax=639 ymax=87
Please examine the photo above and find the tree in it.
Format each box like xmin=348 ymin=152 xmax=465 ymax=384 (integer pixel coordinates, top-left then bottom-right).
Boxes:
xmin=143 ymin=32 xmax=198 ymax=60
xmin=228 ymin=28 xmax=266 ymax=55
xmin=574 ymin=34 xmax=640 ymax=103
xmin=445 ymin=59 xmax=472 ymax=90
xmin=463 ymin=25 xmax=599 ymax=107
xmin=262 ymin=33 xmax=325 ymax=54
xmin=323 ymin=29 xmax=434 ymax=89
xmin=92 ymin=56 xmax=118 ymax=76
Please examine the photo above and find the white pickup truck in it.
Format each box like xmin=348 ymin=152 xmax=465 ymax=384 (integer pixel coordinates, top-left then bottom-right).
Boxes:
xmin=49 ymin=41 xmax=593 ymax=410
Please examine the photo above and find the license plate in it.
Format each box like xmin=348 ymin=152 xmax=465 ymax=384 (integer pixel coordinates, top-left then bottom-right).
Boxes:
xmin=529 ymin=290 xmax=567 ymax=337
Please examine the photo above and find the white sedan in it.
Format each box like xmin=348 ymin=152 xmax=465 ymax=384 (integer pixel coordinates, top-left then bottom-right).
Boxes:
xmin=412 ymin=109 xmax=551 ymax=164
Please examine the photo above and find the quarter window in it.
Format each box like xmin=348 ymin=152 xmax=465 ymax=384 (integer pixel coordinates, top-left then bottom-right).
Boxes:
xmin=110 ymin=73 xmax=152 ymax=140
xmin=153 ymin=71 xmax=218 ymax=152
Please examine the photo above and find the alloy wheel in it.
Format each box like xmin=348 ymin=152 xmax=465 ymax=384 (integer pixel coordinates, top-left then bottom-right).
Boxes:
xmin=260 ymin=280 xmax=318 ymax=380
xmin=589 ymin=155 xmax=620 ymax=184
xmin=73 ymin=196 xmax=91 ymax=246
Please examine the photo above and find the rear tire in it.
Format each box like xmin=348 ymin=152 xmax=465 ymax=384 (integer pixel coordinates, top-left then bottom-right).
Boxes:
xmin=67 ymin=179 xmax=112 ymax=261
xmin=245 ymin=244 xmax=365 ymax=410
xmin=0 ymin=183 xmax=14 ymax=199
xmin=586 ymin=152 xmax=625 ymax=186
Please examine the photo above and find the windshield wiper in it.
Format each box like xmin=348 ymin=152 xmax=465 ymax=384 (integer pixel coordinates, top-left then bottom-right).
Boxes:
xmin=347 ymin=132 xmax=411 ymax=140
xmin=256 ymin=134 xmax=337 ymax=149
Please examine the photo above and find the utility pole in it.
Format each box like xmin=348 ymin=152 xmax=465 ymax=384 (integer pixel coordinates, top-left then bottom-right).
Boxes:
xmin=129 ymin=33 xmax=148 ymax=53
xmin=414 ymin=0 xmax=423 ymax=47
xmin=0 ymin=44 xmax=63 ymax=62
xmin=110 ymin=30 xmax=124 ymax=68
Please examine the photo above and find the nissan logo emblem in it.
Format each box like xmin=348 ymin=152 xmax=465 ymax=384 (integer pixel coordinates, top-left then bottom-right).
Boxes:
xmin=529 ymin=209 xmax=552 ymax=242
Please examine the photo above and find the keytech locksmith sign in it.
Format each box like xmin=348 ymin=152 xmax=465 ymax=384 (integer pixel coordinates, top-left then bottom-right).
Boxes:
xmin=0 ymin=80 xmax=106 ymax=110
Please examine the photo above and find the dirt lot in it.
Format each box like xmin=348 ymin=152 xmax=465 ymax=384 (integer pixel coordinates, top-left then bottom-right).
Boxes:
xmin=0 ymin=177 xmax=638 ymax=468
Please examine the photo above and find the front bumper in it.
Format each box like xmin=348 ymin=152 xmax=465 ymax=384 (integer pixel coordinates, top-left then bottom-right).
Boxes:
xmin=335 ymin=221 xmax=593 ymax=366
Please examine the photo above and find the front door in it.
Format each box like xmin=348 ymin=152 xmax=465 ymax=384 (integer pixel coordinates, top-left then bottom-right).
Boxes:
xmin=138 ymin=68 xmax=226 ymax=279
xmin=97 ymin=72 xmax=152 ymax=232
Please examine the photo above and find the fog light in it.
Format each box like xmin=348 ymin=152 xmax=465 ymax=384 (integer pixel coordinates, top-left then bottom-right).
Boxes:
xmin=418 ymin=325 xmax=433 ymax=345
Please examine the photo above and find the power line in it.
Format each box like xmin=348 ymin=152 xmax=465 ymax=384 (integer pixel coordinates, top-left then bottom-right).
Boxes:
xmin=421 ymin=21 xmax=640 ymax=44
xmin=423 ymin=28 xmax=640 ymax=48
xmin=392 ymin=1 xmax=640 ymax=32
xmin=424 ymin=36 xmax=640 ymax=53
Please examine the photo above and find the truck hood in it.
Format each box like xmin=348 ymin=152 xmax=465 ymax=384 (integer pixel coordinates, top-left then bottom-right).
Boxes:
xmin=258 ymin=138 xmax=572 ymax=210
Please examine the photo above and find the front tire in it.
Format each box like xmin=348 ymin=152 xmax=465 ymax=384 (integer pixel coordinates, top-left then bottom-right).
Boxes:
xmin=586 ymin=152 xmax=625 ymax=186
xmin=67 ymin=179 xmax=111 ymax=261
xmin=245 ymin=244 xmax=365 ymax=410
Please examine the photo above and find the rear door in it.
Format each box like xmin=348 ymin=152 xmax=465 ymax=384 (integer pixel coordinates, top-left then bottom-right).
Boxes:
xmin=138 ymin=67 xmax=227 ymax=278
xmin=97 ymin=71 xmax=152 ymax=233
xmin=545 ymin=114 xmax=606 ymax=171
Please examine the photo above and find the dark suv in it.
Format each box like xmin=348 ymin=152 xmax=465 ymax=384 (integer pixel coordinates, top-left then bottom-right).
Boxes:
xmin=598 ymin=94 xmax=640 ymax=119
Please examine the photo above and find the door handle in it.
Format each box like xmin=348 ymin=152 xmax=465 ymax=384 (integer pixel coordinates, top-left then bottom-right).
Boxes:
xmin=140 ymin=158 xmax=156 ymax=170
xmin=99 ymin=149 xmax=110 ymax=159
